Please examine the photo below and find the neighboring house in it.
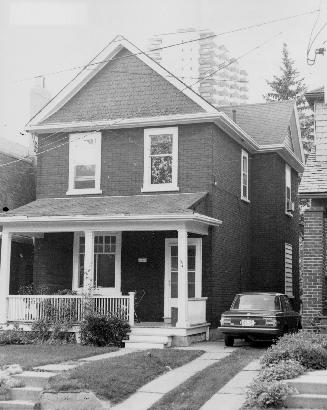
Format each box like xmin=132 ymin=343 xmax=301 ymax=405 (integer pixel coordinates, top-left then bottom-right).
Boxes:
xmin=0 ymin=36 xmax=304 ymax=347
xmin=299 ymin=86 xmax=327 ymax=327
xmin=0 ymin=138 xmax=35 ymax=295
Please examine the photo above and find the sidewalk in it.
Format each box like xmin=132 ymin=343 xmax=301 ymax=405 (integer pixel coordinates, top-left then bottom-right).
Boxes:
xmin=113 ymin=342 xmax=235 ymax=410
xmin=200 ymin=358 xmax=261 ymax=410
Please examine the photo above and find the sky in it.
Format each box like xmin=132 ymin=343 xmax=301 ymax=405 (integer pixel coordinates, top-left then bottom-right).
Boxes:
xmin=1 ymin=0 xmax=327 ymax=147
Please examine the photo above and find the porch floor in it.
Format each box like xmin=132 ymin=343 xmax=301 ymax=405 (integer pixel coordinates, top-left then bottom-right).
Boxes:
xmin=133 ymin=322 xmax=174 ymax=328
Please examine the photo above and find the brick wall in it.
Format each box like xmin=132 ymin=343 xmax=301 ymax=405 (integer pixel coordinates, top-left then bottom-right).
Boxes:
xmin=0 ymin=153 xmax=35 ymax=212
xmin=302 ymin=207 xmax=325 ymax=327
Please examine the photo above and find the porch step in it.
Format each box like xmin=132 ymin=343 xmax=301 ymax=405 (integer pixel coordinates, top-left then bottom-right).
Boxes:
xmin=287 ymin=378 xmax=327 ymax=395
xmin=130 ymin=327 xmax=175 ymax=336
xmin=9 ymin=387 xmax=42 ymax=402
xmin=128 ymin=334 xmax=172 ymax=346
xmin=0 ymin=400 xmax=37 ymax=409
xmin=13 ymin=371 xmax=57 ymax=388
xmin=124 ymin=341 xmax=167 ymax=349
xmin=285 ymin=393 xmax=327 ymax=409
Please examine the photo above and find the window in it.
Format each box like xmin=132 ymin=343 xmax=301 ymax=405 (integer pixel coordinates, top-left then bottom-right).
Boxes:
xmin=74 ymin=232 xmax=121 ymax=294
xmin=285 ymin=243 xmax=293 ymax=297
xmin=285 ymin=164 xmax=292 ymax=214
xmin=241 ymin=150 xmax=249 ymax=201
xmin=142 ymin=127 xmax=179 ymax=192
xmin=67 ymin=132 xmax=102 ymax=195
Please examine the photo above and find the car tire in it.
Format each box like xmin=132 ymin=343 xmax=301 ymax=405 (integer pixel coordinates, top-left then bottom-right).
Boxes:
xmin=224 ymin=335 xmax=234 ymax=347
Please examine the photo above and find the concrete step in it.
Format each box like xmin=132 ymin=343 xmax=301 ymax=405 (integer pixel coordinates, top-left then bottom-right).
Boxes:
xmin=9 ymin=386 xmax=43 ymax=401
xmin=130 ymin=327 xmax=174 ymax=336
xmin=124 ymin=341 xmax=167 ymax=349
xmin=128 ymin=334 xmax=172 ymax=346
xmin=288 ymin=378 xmax=327 ymax=395
xmin=285 ymin=393 xmax=327 ymax=409
xmin=13 ymin=371 xmax=57 ymax=388
xmin=0 ymin=400 xmax=36 ymax=409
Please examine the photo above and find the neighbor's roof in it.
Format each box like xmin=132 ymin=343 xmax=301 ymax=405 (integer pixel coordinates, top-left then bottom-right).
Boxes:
xmin=1 ymin=192 xmax=208 ymax=218
xmin=219 ymin=100 xmax=296 ymax=146
xmin=305 ymin=86 xmax=324 ymax=108
xmin=299 ymin=146 xmax=327 ymax=196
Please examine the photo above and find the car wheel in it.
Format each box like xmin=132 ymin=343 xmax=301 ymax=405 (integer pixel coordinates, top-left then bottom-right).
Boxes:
xmin=224 ymin=335 xmax=234 ymax=347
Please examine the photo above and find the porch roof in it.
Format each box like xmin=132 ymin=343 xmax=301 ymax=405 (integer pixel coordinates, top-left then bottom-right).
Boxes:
xmin=1 ymin=192 xmax=208 ymax=218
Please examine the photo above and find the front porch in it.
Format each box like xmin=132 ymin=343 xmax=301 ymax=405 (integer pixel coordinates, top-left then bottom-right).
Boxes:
xmin=0 ymin=193 xmax=221 ymax=345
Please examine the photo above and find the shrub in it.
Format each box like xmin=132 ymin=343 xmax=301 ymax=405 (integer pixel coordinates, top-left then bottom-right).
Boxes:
xmin=0 ymin=328 xmax=37 ymax=345
xmin=276 ymin=330 xmax=327 ymax=349
xmin=262 ymin=340 xmax=327 ymax=370
xmin=244 ymin=380 xmax=295 ymax=409
xmin=257 ymin=360 xmax=305 ymax=382
xmin=80 ymin=312 xmax=130 ymax=347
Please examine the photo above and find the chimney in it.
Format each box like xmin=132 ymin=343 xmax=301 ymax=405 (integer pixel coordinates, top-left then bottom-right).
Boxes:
xmin=30 ymin=76 xmax=51 ymax=117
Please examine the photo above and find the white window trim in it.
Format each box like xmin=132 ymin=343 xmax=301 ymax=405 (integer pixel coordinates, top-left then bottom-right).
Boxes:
xmin=285 ymin=242 xmax=293 ymax=297
xmin=142 ymin=127 xmax=179 ymax=192
xmin=285 ymin=164 xmax=292 ymax=217
xmin=66 ymin=131 xmax=102 ymax=196
xmin=72 ymin=231 xmax=122 ymax=296
xmin=164 ymin=237 xmax=202 ymax=318
xmin=241 ymin=149 xmax=249 ymax=202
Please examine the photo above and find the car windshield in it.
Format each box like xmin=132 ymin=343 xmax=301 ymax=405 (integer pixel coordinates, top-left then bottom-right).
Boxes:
xmin=231 ymin=294 xmax=280 ymax=311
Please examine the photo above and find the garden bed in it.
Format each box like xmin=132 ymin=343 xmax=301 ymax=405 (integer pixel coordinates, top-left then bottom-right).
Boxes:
xmin=48 ymin=349 xmax=204 ymax=404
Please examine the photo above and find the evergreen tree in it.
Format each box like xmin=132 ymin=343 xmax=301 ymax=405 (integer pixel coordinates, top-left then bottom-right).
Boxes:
xmin=264 ymin=43 xmax=314 ymax=156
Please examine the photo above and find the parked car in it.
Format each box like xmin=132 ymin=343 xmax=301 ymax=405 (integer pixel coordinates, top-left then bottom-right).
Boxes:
xmin=220 ymin=292 xmax=301 ymax=346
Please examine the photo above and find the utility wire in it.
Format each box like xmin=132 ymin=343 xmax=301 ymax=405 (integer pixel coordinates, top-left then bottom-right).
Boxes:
xmin=13 ymin=7 xmax=319 ymax=84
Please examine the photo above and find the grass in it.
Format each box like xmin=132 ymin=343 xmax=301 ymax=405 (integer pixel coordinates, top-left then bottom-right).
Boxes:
xmin=49 ymin=349 xmax=204 ymax=404
xmin=0 ymin=345 xmax=118 ymax=369
xmin=150 ymin=347 xmax=263 ymax=410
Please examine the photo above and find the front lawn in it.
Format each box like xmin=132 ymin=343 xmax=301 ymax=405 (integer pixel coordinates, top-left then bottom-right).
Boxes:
xmin=150 ymin=347 xmax=263 ymax=410
xmin=48 ymin=349 xmax=203 ymax=404
xmin=0 ymin=345 xmax=118 ymax=369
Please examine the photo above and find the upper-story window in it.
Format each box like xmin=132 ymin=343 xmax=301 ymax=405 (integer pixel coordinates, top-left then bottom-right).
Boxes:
xmin=285 ymin=164 xmax=292 ymax=214
xmin=67 ymin=132 xmax=102 ymax=195
xmin=241 ymin=150 xmax=249 ymax=201
xmin=142 ymin=127 xmax=179 ymax=192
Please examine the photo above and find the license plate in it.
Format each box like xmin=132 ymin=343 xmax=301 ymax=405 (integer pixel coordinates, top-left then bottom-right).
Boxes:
xmin=241 ymin=319 xmax=255 ymax=327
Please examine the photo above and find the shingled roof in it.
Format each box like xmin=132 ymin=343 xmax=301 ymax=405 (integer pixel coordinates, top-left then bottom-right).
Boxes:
xmin=1 ymin=192 xmax=208 ymax=218
xmin=219 ymin=100 xmax=296 ymax=146
xmin=299 ymin=146 xmax=327 ymax=196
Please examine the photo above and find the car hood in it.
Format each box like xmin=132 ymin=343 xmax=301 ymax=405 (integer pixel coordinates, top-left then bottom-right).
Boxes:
xmin=221 ymin=310 xmax=281 ymax=316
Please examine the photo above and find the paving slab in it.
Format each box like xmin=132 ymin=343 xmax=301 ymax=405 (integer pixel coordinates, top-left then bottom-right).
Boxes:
xmin=219 ymin=370 xmax=258 ymax=394
xmin=114 ymin=392 xmax=162 ymax=410
xmin=79 ymin=348 xmax=138 ymax=362
xmin=33 ymin=363 xmax=80 ymax=372
xmin=242 ymin=359 xmax=261 ymax=371
xmin=201 ymin=393 xmax=246 ymax=410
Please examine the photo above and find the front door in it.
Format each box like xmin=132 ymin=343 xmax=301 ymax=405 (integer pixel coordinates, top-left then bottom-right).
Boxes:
xmin=164 ymin=238 xmax=202 ymax=322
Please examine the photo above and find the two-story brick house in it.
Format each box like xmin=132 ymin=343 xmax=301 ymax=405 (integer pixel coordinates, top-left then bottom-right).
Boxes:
xmin=0 ymin=36 xmax=304 ymax=347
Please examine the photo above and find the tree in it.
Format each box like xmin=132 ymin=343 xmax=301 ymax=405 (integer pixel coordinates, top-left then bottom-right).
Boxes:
xmin=264 ymin=43 xmax=314 ymax=157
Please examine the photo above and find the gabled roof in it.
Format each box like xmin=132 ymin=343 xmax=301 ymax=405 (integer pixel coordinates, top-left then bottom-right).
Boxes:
xmin=1 ymin=192 xmax=208 ymax=218
xmin=28 ymin=36 xmax=217 ymax=127
xmin=299 ymin=146 xmax=327 ymax=197
xmin=219 ymin=100 xmax=296 ymax=146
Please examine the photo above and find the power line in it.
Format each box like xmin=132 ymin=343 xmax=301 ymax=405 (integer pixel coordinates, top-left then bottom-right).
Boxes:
xmin=13 ymin=7 xmax=319 ymax=84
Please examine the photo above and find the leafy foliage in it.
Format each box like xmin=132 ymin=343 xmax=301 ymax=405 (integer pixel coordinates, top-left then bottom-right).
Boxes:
xmin=257 ymin=360 xmax=305 ymax=383
xmin=264 ymin=43 xmax=314 ymax=156
xmin=244 ymin=380 xmax=295 ymax=408
xmin=80 ymin=312 xmax=130 ymax=347
xmin=0 ymin=325 xmax=37 ymax=345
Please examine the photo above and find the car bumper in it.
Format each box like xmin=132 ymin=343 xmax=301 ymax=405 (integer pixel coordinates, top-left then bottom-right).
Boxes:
xmin=220 ymin=326 xmax=282 ymax=336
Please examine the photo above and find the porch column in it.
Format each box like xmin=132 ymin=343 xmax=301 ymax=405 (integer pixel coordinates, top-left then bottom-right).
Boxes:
xmin=83 ymin=231 xmax=95 ymax=294
xmin=0 ymin=231 xmax=12 ymax=323
xmin=176 ymin=228 xmax=189 ymax=327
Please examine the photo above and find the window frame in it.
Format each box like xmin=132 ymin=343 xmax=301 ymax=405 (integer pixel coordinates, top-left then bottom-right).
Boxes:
xmin=66 ymin=131 xmax=102 ymax=196
xmin=72 ymin=231 xmax=122 ymax=296
xmin=142 ymin=127 xmax=179 ymax=192
xmin=285 ymin=164 xmax=292 ymax=216
xmin=241 ymin=149 xmax=249 ymax=202
xmin=285 ymin=242 xmax=293 ymax=298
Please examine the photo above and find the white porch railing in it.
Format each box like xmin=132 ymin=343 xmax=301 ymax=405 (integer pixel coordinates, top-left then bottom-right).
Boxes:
xmin=7 ymin=292 xmax=135 ymax=326
xmin=188 ymin=297 xmax=208 ymax=325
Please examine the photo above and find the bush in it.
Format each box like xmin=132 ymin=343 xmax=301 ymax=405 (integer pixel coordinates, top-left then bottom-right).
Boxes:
xmin=276 ymin=330 xmax=327 ymax=349
xmin=244 ymin=380 xmax=295 ymax=409
xmin=262 ymin=340 xmax=327 ymax=370
xmin=80 ymin=312 xmax=130 ymax=347
xmin=257 ymin=360 xmax=305 ymax=382
xmin=0 ymin=328 xmax=37 ymax=345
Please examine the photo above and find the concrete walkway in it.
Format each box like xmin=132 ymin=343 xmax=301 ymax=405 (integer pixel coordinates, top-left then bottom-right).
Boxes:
xmin=113 ymin=342 xmax=235 ymax=410
xmin=200 ymin=358 xmax=261 ymax=410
